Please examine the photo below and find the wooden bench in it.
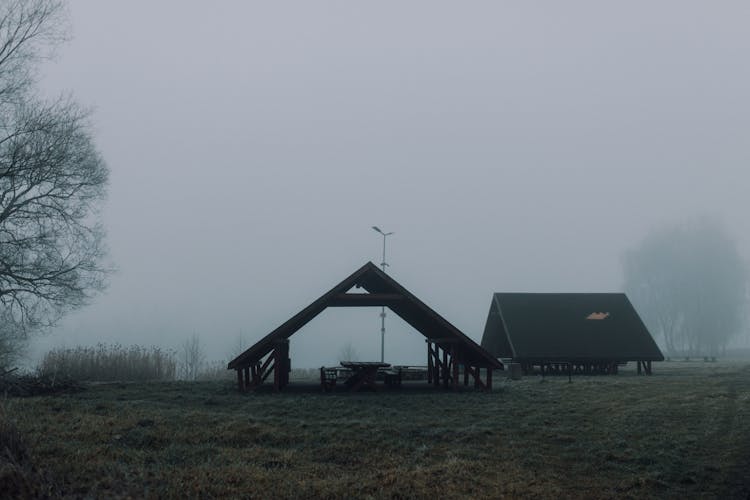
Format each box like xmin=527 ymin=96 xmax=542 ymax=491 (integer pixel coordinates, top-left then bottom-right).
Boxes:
xmin=320 ymin=366 xmax=338 ymax=392
xmin=382 ymin=368 xmax=402 ymax=387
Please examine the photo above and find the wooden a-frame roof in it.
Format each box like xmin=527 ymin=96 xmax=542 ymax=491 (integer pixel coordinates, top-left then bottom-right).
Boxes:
xmin=228 ymin=262 xmax=502 ymax=371
xmin=481 ymin=293 xmax=664 ymax=362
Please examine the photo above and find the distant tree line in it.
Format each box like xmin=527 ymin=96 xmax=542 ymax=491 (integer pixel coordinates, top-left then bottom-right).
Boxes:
xmin=624 ymin=217 xmax=748 ymax=357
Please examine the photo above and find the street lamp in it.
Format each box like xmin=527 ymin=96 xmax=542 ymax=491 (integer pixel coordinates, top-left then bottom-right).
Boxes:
xmin=372 ymin=226 xmax=393 ymax=362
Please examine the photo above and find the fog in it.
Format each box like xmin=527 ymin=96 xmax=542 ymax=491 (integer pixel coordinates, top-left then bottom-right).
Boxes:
xmin=31 ymin=1 xmax=750 ymax=367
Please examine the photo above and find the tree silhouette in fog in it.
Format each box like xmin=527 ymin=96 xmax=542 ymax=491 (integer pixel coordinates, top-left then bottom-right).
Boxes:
xmin=624 ymin=217 xmax=747 ymax=357
xmin=0 ymin=0 xmax=109 ymax=368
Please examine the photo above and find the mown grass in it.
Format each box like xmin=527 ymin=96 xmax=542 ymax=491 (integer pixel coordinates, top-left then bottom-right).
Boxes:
xmin=2 ymin=361 xmax=749 ymax=498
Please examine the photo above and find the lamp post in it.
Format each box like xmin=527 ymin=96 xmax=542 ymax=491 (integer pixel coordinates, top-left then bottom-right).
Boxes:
xmin=372 ymin=226 xmax=393 ymax=363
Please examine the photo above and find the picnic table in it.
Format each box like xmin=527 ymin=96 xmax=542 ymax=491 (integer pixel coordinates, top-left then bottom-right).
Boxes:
xmin=340 ymin=361 xmax=390 ymax=392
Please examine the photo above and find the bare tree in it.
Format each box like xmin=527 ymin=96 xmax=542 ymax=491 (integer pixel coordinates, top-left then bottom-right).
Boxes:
xmin=0 ymin=312 xmax=25 ymax=368
xmin=228 ymin=330 xmax=245 ymax=360
xmin=0 ymin=0 xmax=108 ymax=368
xmin=337 ymin=341 xmax=359 ymax=363
xmin=0 ymin=0 xmax=68 ymax=105
xmin=179 ymin=333 xmax=206 ymax=381
xmin=624 ymin=217 xmax=748 ymax=357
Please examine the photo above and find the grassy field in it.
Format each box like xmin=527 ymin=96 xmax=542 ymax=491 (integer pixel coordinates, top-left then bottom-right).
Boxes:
xmin=2 ymin=361 xmax=749 ymax=498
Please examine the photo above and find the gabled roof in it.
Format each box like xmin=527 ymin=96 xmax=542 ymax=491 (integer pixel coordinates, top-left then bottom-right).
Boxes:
xmin=228 ymin=262 xmax=502 ymax=370
xmin=481 ymin=293 xmax=664 ymax=362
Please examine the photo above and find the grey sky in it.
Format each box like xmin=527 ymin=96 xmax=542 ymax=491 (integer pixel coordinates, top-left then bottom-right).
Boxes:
xmin=32 ymin=1 xmax=750 ymax=366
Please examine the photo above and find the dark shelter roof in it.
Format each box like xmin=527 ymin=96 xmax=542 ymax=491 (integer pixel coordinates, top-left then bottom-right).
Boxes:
xmin=228 ymin=262 xmax=502 ymax=371
xmin=481 ymin=293 xmax=664 ymax=362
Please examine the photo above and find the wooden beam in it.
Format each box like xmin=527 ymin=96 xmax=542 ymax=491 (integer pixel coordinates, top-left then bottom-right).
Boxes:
xmin=329 ymin=293 xmax=405 ymax=307
xmin=259 ymin=353 xmax=274 ymax=378
xmin=466 ymin=365 xmax=486 ymax=389
xmin=261 ymin=362 xmax=275 ymax=383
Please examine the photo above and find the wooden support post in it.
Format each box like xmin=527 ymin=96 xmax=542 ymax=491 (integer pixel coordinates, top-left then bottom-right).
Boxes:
xmin=427 ymin=342 xmax=433 ymax=384
xmin=451 ymin=347 xmax=459 ymax=388
xmin=463 ymin=362 xmax=469 ymax=386
xmin=280 ymin=340 xmax=290 ymax=388
xmin=237 ymin=354 xmax=278 ymax=392
xmin=442 ymin=347 xmax=449 ymax=387
xmin=464 ymin=365 xmax=484 ymax=389
xmin=486 ymin=368 xmax=492 ymax=390
xmin=637 ymin=360 xmax=642 ymax=375
xmin=267 ymin=340 xmax=290 ymax=392
xmin=646 ymin=360 xmax=652 ymax=375
xmin=273 ymin=347 xmax=281 ymax=392
xmin=433 ymin=344 xmax=441 ymax=387
xmin=434 ymin=344 xmax=445 ymax=387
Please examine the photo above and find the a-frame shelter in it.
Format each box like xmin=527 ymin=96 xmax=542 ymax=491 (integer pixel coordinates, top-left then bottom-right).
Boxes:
xmin=228 ymin=262 xmax=502 ymax=391
xmin=481 ymin=293 xmax=664 ymax=375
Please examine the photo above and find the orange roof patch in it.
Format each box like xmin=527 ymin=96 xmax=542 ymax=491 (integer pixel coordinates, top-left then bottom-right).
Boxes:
xmin=586 ymin=312 xmax=610 ymax=320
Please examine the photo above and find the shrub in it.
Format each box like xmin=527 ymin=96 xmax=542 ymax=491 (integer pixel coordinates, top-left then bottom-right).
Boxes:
xmin=1 ymin=372 xmax=82 ymax=397
xmin=0 ymin=404 xmax=58 ymax=496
